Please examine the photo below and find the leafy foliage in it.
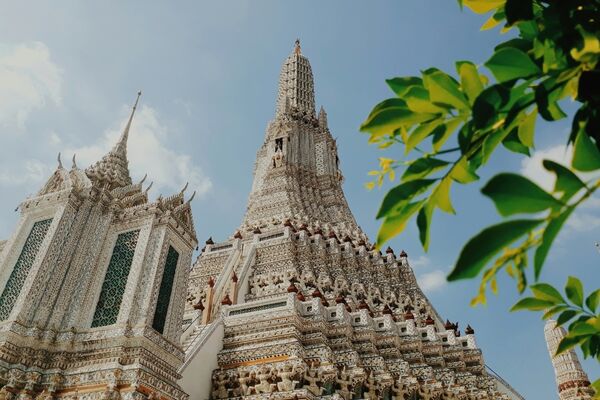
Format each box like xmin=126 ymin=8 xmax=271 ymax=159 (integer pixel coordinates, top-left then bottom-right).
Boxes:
xmin=360 ymin=0 xmax=600 ymax=387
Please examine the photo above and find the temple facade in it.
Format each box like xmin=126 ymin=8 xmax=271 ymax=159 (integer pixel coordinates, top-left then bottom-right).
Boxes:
xmin=544 ymin=320 xmax=594 ymax=400
xmin=0 ymin=93 xmax=198 ymax=399
xmin=179 ymin=41 xmax=524 ymax=400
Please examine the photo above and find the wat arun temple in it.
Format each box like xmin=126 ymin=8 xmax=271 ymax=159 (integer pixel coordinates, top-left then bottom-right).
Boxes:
xmin=0 ymin=41 xmax=594 ymax=399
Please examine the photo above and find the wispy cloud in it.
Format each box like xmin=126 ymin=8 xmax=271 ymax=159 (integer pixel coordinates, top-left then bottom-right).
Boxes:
xmin=0 ymin=42 xmax=62 ymax=129
xmin=411 ymin=255 xmax=449 ymax=293
xmin=521 ymin=145 xmax=600 ymax=234
xmin=520 ymin=144 xmax=572 ymax=191
xmin=417 ymin=269 xmax=447 ymax=293
xmin=0 ymin=159 xmax=52 ymax=186
xmin=66 ymin=104 xmax=212 ymax=197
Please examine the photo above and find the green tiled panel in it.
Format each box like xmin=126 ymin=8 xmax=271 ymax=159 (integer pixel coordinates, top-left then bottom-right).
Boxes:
xmin=0 ymin=218 xmax=53 ymax=320
xmin=152 ymin=246 xmax=179 ymax=334
xmin=91 ymin=230 xmax=139 ymax=327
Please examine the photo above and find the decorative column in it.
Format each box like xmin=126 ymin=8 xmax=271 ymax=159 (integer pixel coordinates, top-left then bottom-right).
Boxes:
xmin=230 ymin=272 xmax=239 ymax=304
xmin=202 ymin=277 xmax=215 ymax=325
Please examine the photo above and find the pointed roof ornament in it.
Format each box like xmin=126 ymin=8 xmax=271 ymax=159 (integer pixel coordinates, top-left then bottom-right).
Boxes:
xmin=318 ymin=106 xmax=328 ymax=130
xmin=144 ymin=181 xmax=153 ymax=194
xmin=294 ymin=38 xmax=301 ymax=55
xmin=72 ymin=154 xmax=78 ymax=169
xmin=139 ymin=173 xmax=147 ymax=185
xmin=57 ymin=153 xmax=63 ymax=169
xmin=85 ymin=92 xmax=141 ymax=189
xmin=187 ymin=190 xmax=197 ymax=204
xmin=114 ymin=91 xmax=142 ymax=157
xmin=180 ymin=181 xmax=189 ymax=194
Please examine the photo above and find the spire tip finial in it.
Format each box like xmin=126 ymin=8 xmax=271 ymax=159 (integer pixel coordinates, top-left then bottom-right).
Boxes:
xmin=294 ymin=38 xmax=301 ymax=55
xmin=57 ymin=152 xmax=63 ymax=169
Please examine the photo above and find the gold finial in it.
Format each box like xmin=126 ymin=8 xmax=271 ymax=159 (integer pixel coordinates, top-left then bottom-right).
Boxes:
xmin=294 ymin=39 xmax=301 ymax=55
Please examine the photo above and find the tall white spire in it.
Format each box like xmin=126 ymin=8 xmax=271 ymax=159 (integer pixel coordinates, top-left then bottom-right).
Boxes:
xmin=275 ymin=39 xmax=316 ymax=117
xmin=544 ymin=320 xmax=594 ymax=399
xmin=85 ymin=92 xmax=141 ymax=190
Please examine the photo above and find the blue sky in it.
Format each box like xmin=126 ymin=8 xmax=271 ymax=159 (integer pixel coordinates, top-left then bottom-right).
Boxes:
xmin=1 ymin=1 xmax=598 ymax=398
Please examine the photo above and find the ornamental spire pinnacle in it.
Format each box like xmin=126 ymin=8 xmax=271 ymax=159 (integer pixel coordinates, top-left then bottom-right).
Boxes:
xmin=113 ymin=91 xmax=141 ymax=157
xmin=294 ymin=38 xmax=301 ymax=55
xmin=275 ymin=39 xmax=315 ymax=116
xmin=85 ymin=92 xmax=141 ymax=190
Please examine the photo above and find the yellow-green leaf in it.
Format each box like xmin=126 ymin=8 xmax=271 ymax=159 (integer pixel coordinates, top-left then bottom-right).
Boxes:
xmin=431 ymin=176 xmax=455 ymax=214
xmin=377 ymin=200 xmax=424 ymax=245
xmin=404 ymin=86 xmax=448 ymax=114
xmin=423 ymin=70 xmax=469 ymax=110
xmin=517 ymin=109 xmax=536 ymax=147
xmin=406 ymin=120 xmax=444 ymax=154
xmin=456 ymin=61 xmax=484 ymax=104
xmin=463 ymin=0 xmax=505 ymax=14
xmin=432 ymin=117 xmax=464 ymax=152
xmin=451 ymin=158 xmax=480 ymax=184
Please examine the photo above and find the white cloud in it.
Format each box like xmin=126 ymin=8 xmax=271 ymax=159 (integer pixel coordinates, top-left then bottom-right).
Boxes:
xmin=521 ymin=145 xmax=600 ymax=234
xmin=520 ymin=144 xmax=572 ymax=191
xmin=67 ymin=104 xmax=212 ymax=197
xmin=417 ymin=270 xmax=447 ymax=293
xmin=0 ymin=42 xmax=62 ymax=129
xmin=409 ymin=255 xmax=431 ymax=268
xmin=0 ymin=159 xmax=52 ymax=186
xmin=565 ymin=212 xmax=600 ymax=233
xmin=409 ymin=255 xmax=448 ymax=293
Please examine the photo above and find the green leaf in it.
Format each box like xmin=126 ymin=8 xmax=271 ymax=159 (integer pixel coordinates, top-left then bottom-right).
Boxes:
xmin=377 ymin=201 xmax=424 ymax=245
xmin=504 ymin=0 xmax=533 ymax=25
xmin=542 ymin=305 xmax=569 ymax=320
xmin=542 ymin=160 xmax=586 ymax=201
xmin=570 ymin=320 xmax=597 ymax=336
xmin=585 ymin=289 xmax=600 ymax=313
xmin=377 ymin=179 xmax=436 ymax=219
xmin=534 ymin=207 xmax=574 ymax=279
xmin=481 ymin=173 xmax=563 ymax=217
xmin=572 ymin=128 xmax=600 ymax=172
xmin=402 ymin=157 xmax=450 ymax=182
xmin=360 ymin=106 xmax=438 ymax=138
xmin=448 ymin=219 xmax=543 ymax=281
xmin=530 ymin=283 xmax=565 ymax=304
xmin=535 ymin=81 xmax=567 ymax=121
xmin=485 ymin=47 xmax=540 ymax=83
xmin=517 ymin=109 xmax=536 ymax=147
xmin=502 ymin=128 xmax=530 ymax=156
xmin=565 ymin=276 xmax=584 ymax=307
xmin=556 ymin=335 xmax=581 ymax=355
xmin=511 ymin=297 xmax=555 ymax=311
xmin=386 ymin=77 xmax=423 ymax=97
xmin=456 ymin=61 xmax=484 ymax=104
xmin=416 ymin=201 xmax=434 ymax=251
xmin=556 ymin=309 xmax=578 ymax=326
xmin=450 ymin=158 xmax=480 ymax=184
xmin=472 ymin=84 xmax=510 ymax=129
xmin=404 ymin=86 xmax=448 ymax=114
xmin=423 ymin=69 xmax=469 ymax=110
xmin=365 ymin=98 xmax=408 ymax=120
